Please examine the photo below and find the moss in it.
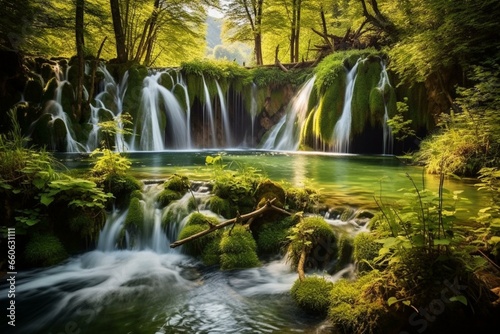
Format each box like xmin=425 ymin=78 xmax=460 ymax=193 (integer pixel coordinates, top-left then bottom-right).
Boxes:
xmin=158 ymin=72 xmax=174 ymax=90
xmin=328 ymin=271 xmax=390 ymax=334
xmin=288 ymin=216 xmax=337 ymax=270
xmin=285 ymin=186 xmax=320 ymax=212
xmin=103 ymin=174 xmax=142 ymax=207
xmin=178 ymin=224 xmax=210 ymax=256
xmin=353 ymin=232 xmax=381 ymax=273
xmin=207 ymin=195 xmax=232 ymax=217
xmin=25 ymin=234 xmax=68 ymax=267
xmin=186 ymin=212 xmax=220 ymax=227
xmin=219 ymin=225 xmax=260 ymax=270
xmin=157 ymin=189 xmax=182 ymax=208
xmin=255 ymin=179 xmax=286 ymax=208
xmin=201 ymin=237 xmax=222 ymax=266
xmin=164 ymin=174 xmax=189 ymax=192
xmin=313 ymin=76 xmax=346 ymax=145
xmin=42 ymin=77 xmax=58 ymax=104
xmin=124 ymin=197 xmax=144 ymax=231
xmin=351 ymin=58 xmax=383 ymax=136
xmin=291 ymin=276 xmax=334 ymax=314
xmin=336 ymin=234 xmax=354 ymax=271
xmin=172 ymin=83 xmax=188 ymax=111
xmin=68 ymin=209 xmax=106 ymax=242
xmin=256 ymin=215 xmax=299 ymax=254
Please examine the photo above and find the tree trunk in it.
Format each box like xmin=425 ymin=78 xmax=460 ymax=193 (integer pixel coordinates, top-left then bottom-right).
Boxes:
xmin=297 ymin=247 xmax=306 ymax=281
xmin=75 ymin=0 xmax=85 ymax=122
xmin=110 ymin=0 xmax=127 ymax=62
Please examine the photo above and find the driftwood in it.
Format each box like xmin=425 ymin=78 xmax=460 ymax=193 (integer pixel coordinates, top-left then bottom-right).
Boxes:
xmin=169 ymin=198 xmax=291 ymax=248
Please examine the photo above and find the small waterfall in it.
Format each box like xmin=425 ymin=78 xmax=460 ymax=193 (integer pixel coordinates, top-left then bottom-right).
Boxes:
xmin=201 ymin=75 xmax=217 ymax=148
xmin=378 ymin=62 xmax=394 ymax=155
xmin=42 ymin=66 xmax=86 ymax=152
xmin=250 ymin=83 xmax=258 ymax=146
xmin=215 ymin=81 xmax=233 ymax=147
xmin=87 ymin=65 xmax=129 ymax=151
xmin=332 ymin=59 xmax=362 ymax=153
xmin=97 ymin=209 xmax=128 ymax=251
xmin=260 ymin=76 xmax=316 ymax=150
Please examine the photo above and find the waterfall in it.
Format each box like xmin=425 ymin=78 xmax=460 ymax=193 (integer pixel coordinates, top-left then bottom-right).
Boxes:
xmin=201 ymin=75 xmax=217 ymax=148
xmin=378 ymin=62 xmax=394 ymax=155
xmin=215 ymin=81 xmax=233 ymax=147
xmin=250 ymin=83 xmax=258 ymax=146
xmin=87 ymin=65 xmax=129 ymax=152
xmin=332 ymin=59 xmax=362 ymax=153
xmin=42 ymin=65 xmax=86 ymax=152
xmin=131 ymin=71 xmax=189 ymax=151
xmin=260 ymin=75 xmax=316 ymax=150
xmin=97 ymin=209 xmax=128 ymax=251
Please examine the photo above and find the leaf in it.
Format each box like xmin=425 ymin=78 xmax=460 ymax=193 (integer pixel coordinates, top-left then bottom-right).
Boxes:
xmin=40 ymin=194 xmax=54 ymax=206
xmin=433 ymin=239 xmax=451 ymax=245
xmin=402 ymin=300 xmax=411 ymax=306
xmin=387 ymin=297 xmax=398 ymax=306
xmin=449 ymin=295 xmax=467 ymax=306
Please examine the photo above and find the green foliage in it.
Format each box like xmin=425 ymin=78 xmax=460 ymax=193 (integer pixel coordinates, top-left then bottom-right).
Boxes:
xmin=473 ymin=167 xmax=500 ymax=258
xmin=287 ymin=216 xmax=337 ymax=269
xmin=415 ymin=65 xmax=500 ymax=176
xmin=283 ymin=183 xmax=321 ymax=212
xmin=98 ymin=113 xmax=134 ymax=150
xmin=25 ymin=234 xmax=68 ymax=267
xmin=207 ymin=195 xmax=232 ymax=218
xmin=254 ymin=179 xmax=286 ymax=208
xmin=219 ymin=225 xmax=260 ymax=270
xmin=177 ymin=212 xmax=222 ymax=260
xmin=206 ymin=153 xmax=262 ymax=214
xmin=90 ymin=148 xmax=132 ymax=179
xmin=251 ymin=67 xmax=310 ymax=88
xmin=387 ymin=97 xmax=416 ymax=142
xmin=290 ymin=276 xmax=334 ymax=314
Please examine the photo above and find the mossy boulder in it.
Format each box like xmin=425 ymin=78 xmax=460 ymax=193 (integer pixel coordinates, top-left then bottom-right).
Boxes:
xmin=328 ymin=271 xmax=392 ymax=333
xmin=25 ymin=234 xmax=68 ymax=267
xmin=256 ymin=215 xmax=300 ymax=255
xmin=207 ymin=195 xmax=232 ymax=218
xmin=353 ymin=232 xmax=381 ymax=272
xmin=124 ymin=197 xmax=144 ymax=241
xmin=291 ymin=276 xmax=334 ymax=314
xmin=255 ymin=179 xmax=286 ymax=208
xmin=288 ymin=216 xmax=337 ymax=270
xmin=164 ymin=174 xmax=189 ymax=192
xmin=156 ymin=189 xmax=182 ymax=208
xmin=336 ymin=234 xmax=354 ymax=271
xmin=313 ymin=76 xmax=346 ymax=144
xmin=178 ymin=212 xmax=222 ymax=260
xmin=219 ymin=225 xmax=260 ymax=270
xmin=102 ymin=174 xmax=142 ymax=208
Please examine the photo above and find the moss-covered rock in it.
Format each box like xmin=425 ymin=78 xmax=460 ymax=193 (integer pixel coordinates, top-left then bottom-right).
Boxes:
xmin=256 ymin=215 xmax=299 ymax=254
xmin=336 ymin=234 xmax=354 ymax=271
xmin=42 ymin=77 xmax=59 ymax=105
xmin=207 ymin=195 xmax=232 ymax=218
xmin=353 ymin=232 xmax=381 ymax=273
xmin=124 ymin=197 xmax=144 ymax=236
xmin=177 ymin=212 xmax=222 ymax=261
xmin=288 ymin=216 xmax=337 ymax=271
xmin=255 ymin=179 xmax=286 ymax=208
xmin=313 ymin=76 xmax=346 ymax=145
xmin=156 ymin=189 xmax=182 ymax=208
xmin=25 ymin=234 xmax=68 ymax=267
xmin=102 ymin=174 xmax=142 ymax=208
xmin=164 ymin=174 xmax=189 ymax=192
xmin=328 ymin=271 xmax=391 ymax=334
xmin=220 ymin=225 xmax=260 ymax=270
xmin=291 ymin=276 xmax=334 ymax=314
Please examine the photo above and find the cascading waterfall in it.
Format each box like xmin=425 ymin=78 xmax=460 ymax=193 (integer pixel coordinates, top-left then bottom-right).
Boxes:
xmin=215 ymin=80 xmax=233 ymax=147
xmin=260 ymin=75 xmax=316 ymax=150
xmin=332 ymin=59 xmax=362 ymax=153
xmin=201 ymin=75 xmax=217 ymax=148
xmin=42 ymin=64 xmax=86 ymax=152
xmin=87 ymin=65 xmax=129 ymax=151
xmin=378 ymin=62 xmax=394 ymax=155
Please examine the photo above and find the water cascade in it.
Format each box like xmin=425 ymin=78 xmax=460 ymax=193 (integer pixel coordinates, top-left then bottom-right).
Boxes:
xmin=87 ymin=65 xmax=129 ymax=151
xmin=260 ymin=75 xmax=316 ymax=150
xmin=378 ymin=62 xmax=394 ymax=155
xmin=215 ymin=80 xmax=233 ymax=147
xmin=332 ymin=59 xmax=362 ymax=153
xmin=201 ymin=75 xmax=217 ymax=148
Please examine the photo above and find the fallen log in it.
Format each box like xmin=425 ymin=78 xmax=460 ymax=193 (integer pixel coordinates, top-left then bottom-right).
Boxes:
xmin=169 ymin=198 xmax=291 ymax=248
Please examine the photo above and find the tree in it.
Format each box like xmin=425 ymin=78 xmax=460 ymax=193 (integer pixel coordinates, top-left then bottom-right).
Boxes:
xmin=110 ymin=0 xmax=128 ymax=62
xmin=224 ymin=0 xmax=265 ymax=65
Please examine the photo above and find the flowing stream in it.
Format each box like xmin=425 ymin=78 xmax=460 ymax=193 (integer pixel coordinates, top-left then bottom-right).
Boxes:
xmin=0 ymin=151 xmax=484 ymax=333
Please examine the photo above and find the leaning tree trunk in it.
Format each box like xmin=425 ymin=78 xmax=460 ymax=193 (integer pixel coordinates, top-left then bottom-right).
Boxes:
xmin=110 ymin=0 xmax=127 ymax=63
